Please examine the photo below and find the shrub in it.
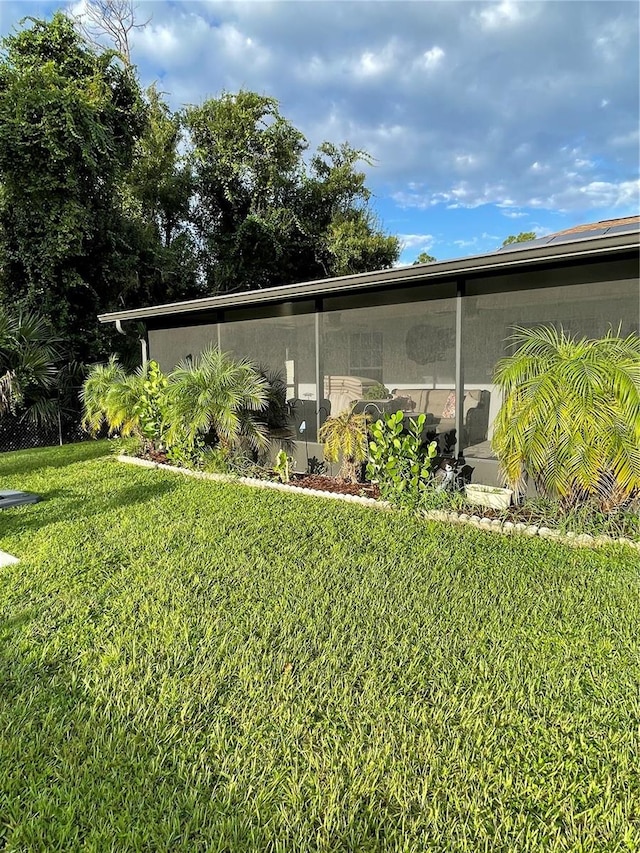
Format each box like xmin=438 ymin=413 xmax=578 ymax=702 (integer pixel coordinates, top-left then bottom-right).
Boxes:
xmin=362 ymin=383 xmax=390 ymax=400
xmin=81 ymin=358 xmax=168 ymax=454
xmin=165 ymin=347 xmax=270 ymax=455
xmin=367 ymin=410 xmax=437 ymax=504
xmin=492 ymin=326 xmax=640 ymax=509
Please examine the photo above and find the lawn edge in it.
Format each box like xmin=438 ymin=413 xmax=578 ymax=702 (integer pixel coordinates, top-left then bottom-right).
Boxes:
xmin=117 ymin=455 xmax=640 ymax=552
xmin=0 ymin=549 xmax=19 ymax=566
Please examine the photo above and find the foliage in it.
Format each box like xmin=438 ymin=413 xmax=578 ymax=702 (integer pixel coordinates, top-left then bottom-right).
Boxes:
xmin=0 ymin=306 xmax=60 ymax=424
xmin=502 ymin=231 xmax=537 ymax=246
xmin=492 ymin=326 xmax=640 ymax=509
xmin=132 ymin=359 xmax=168 ymax=447
xmin=184 ymin=93 xmax=399 ymax=293
xmin=367 ymin=410 xmax=438 ymax=503
xmin=165 ymin=432 xmax=205 ymax=469
xmin=318 ymin=406 xmax=370 ymax=483
xmin=0 ymin=15 xmax=398 ymax=373
xmin=165 ymin=346 xmax=269 ymax=453
xmin=306 ymin=455 xmax=327 ymax=475
xmin=273 ymin=449 xmax=292 ymax=483
xmin=81 ymin=357 xmax=167 ymax=451
xmin=122 ymin=84 xmax=201 ymax=307
xmin=362 ymin=382 xmax=390 ymax=400
xmin=412 ymin=251 xmax=437 ymax=264
xmin=0 ymin=13 xmax=147 ymax=363
xmin=0 ymin=443 xmax=639 ymax=850
xmin=200 ymin=445 xmax=258 ymax=477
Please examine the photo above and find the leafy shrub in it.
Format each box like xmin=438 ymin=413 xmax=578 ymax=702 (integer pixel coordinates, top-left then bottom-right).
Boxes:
xmin=493 ymin=326 xmax=640 ymax=509
xmin=367 ymin=410 xmax=438 ymax=504
xmin=165 ymin=347 xmax=270 ymax=454
xmin=273 ymin=449 xmax=292 ymax=483
xmin=81 ymin=358 xmax=168 ymax=454
xmin=0 ymin=307 xmax=60 ymax=424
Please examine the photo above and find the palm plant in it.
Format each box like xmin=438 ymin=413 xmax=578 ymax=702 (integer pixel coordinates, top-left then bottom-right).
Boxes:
xmin=80 ymin=356 xmax=128 ymax=435
xmin=0 ymin=308 xmax=60 ymax=424
xmin=165 ymin=347 xmax=270 ymax=452
xmin=318 ymin=406 xmax=370 ymax=483
xmin=81 ymin=358 xmax=168 ymax=451
xmin=492 ymin=326 xmax=640 ymax=509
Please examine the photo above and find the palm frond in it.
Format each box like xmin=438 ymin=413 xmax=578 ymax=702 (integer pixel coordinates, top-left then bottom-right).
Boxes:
xmin=493 ymin=326 xmax=640 ymax=509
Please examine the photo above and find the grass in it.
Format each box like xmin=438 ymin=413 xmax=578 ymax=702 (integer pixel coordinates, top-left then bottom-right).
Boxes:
xmin=0 ymin=442 xmax=639 ymax=851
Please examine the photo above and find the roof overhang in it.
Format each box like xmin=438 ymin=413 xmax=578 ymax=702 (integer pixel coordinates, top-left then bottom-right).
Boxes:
xmin=99 ymin=230 xmax=640 ymax=325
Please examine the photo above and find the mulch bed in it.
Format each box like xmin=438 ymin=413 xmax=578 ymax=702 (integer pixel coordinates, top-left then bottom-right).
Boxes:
xmin=289 ymin=473 xmax=380 ymax=500
xmin=138 ymin=451 xmax=381 ymax=499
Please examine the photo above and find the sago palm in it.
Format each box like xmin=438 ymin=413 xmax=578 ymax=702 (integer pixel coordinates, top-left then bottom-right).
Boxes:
xmin=492 ymin=326 xmax=640 ymax=508
xmin=318 ymin=406 xmax=370 ymax=483
xmin=165 ymin=347 xmax=269 ymax=452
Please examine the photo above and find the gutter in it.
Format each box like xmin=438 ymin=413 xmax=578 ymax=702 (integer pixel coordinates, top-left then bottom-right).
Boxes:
xmin=98 ymin=231 xmax=639 ymax=324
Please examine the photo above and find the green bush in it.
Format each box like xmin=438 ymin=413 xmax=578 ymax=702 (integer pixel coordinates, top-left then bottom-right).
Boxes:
xmin=367 ymin=410 xmax=438 ymax=504
xmin=81 ymin=357 xmax=169 ymax=454
xmin=362 ymin=382 xmax=390 ymax=400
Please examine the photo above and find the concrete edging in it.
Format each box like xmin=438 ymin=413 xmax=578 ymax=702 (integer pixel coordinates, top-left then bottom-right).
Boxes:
xmin=117 ymin=455 xmax=640 ymax=552
xmin=0 ymin=550 xmax=19 ymax=566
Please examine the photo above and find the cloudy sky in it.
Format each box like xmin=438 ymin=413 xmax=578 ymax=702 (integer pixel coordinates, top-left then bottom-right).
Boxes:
xmin=1 ymin=0 xmax=638 ymax=263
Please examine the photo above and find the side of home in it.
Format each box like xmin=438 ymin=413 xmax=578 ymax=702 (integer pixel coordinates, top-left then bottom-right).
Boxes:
xmin=100 ymin=219 xmax=640 ymax=485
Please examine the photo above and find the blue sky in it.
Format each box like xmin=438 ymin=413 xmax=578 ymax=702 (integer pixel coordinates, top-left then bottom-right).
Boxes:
xmin=1 ymin=0 xmax=638 ymax=263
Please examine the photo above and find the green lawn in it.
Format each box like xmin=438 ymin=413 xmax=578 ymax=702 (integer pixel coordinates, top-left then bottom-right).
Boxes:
xmin=0 ymin=443 xmax=639 ymax=852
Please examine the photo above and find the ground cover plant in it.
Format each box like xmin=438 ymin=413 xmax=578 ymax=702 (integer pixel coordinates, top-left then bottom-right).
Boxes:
xmin=1 ymin=443 xmax=639 ymax=850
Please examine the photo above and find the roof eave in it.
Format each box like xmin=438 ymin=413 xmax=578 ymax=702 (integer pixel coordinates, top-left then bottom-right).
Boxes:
xmin=98 ymin=231 xmax=640 ymax=324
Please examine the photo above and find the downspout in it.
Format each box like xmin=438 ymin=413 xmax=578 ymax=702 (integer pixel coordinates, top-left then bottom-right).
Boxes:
xmin=115 ymin=319 xmax=148 ymax=367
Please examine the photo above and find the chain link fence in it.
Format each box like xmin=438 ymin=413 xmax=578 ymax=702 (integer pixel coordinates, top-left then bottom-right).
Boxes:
xmin=0 ymin=409 xmax=88 ymax=454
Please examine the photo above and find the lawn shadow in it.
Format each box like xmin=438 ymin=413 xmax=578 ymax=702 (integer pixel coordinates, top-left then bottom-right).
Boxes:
xmin=0 ymin=615 xmax=244 ymax=850
xmin=0 ymin=441 xmax=108 ymax=479
xmin=0 ymin=480 xmax=178 ymax=540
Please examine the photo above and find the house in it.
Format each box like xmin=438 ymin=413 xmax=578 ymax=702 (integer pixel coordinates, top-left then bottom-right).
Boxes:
xmin=99 ymin=216 xmax=640 ymax=485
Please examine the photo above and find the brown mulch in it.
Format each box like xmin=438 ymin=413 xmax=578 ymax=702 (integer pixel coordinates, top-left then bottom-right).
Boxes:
xmin=136 ymin=451 xmax=380 ymax=499
xmin=289 ymin=474 xmax=380 ymax=499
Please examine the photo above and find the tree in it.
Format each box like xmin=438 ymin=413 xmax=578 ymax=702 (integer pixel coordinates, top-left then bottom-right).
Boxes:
xmin=185 ymin=91 xmax=306 ymax=293
xmin=73 ymin=0 xmax=149 ymax=64
xmin=122 ymin=85 xmax=200 ymax=306
xmin=502 ymin=232 xmax=536 ymax=246
xmin=0 ymin=306 xmax=60 ymax=424
xmin=0 ymin=13 xmax=146 ymax=363
xmin=412 ymin=252 xmax=437 ymax=265
xmin=301 ymin=142 xmax=399 ymax=279
xmin=184 ymin=92 xmax=399 ymax=293
xmin=492 ymin=326 xmax=640 ymax=510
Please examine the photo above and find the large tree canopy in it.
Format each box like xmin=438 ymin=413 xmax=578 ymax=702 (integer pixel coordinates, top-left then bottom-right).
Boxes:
xmin=0 ymin=12 xmax=146 ymax=361
xmin=185 ymin=92 xmax=399 ymax=293
xmin=0 ymin=16 xmax=399 ymax=374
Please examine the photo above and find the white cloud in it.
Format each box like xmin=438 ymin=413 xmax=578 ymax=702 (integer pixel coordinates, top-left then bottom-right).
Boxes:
xmin=478 ymin=1 xmax=527 ymax=30
xmin=420 ymin=46 xmax=445 ymax=70
xmin=398 ymin=233 xmax=435 ymax=251
xmin=2 ymin=0 xmax=634 ymax=229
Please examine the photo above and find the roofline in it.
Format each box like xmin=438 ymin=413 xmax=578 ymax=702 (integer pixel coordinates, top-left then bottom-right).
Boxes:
xmin=99 ymin=230 xmax=640 ymax=324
